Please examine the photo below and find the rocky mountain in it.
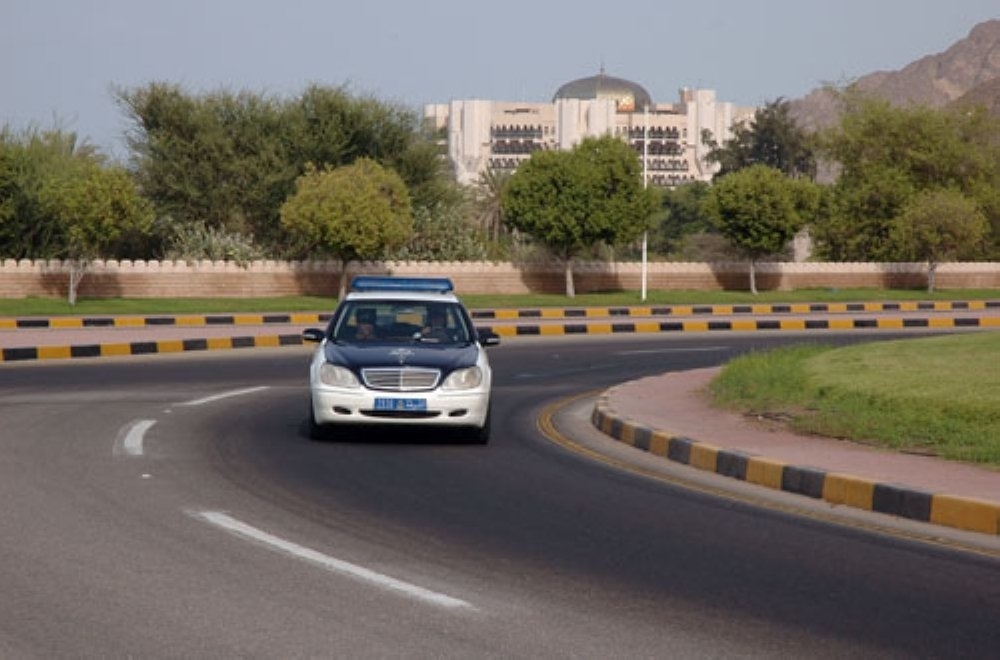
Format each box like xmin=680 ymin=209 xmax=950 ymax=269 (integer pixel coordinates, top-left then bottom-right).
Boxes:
xmin=791 ymin=19 xmax=1000 ymax=131
xmin=951 ymin=75 xmax=1000 ymax=115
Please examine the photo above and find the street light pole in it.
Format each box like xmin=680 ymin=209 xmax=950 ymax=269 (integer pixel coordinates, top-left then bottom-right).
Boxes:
xmin=641 ymin=104 xmax=649 ymax=302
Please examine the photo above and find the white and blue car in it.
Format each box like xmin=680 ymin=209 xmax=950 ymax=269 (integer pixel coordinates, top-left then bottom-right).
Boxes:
xmin=302 ymin=276 xmax=500 ymax=443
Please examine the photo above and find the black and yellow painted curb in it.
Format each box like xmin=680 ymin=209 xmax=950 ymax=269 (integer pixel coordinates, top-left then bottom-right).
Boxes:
xmin=471 ymin=299 xmax=1000 ymax=321
xmin=0 ymin=312 xmax=331 ymax=330
xmin=590 ymin=394 xmax=1000 ymax=536
xmin=3 ymin=302 xmax=999 ymax=362
xmin=480 ymin=314 xmax=1000 ymax=337
xmin=3 ymin=299 xmax=998 ymax=331
xmin=1 ymin=334 xmax=305 ymax=363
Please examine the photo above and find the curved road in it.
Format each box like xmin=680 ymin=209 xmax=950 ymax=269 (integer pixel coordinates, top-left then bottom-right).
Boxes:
xmin=1 ymin=334 xmax=998 ymax=657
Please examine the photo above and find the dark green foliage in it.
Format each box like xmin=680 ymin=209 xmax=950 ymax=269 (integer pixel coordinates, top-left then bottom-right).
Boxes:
xmin=705 ymin=99 xmax=817 ymax=180
xmin=652 ymin=181 xmax=714 ymax=257
xmin=0 ymin=127 xmax=152 ymax=263
xmin=0 ymin=128 xmax=84 ymax=258
xmin=118 ymin=82 xmax=456 ymax=258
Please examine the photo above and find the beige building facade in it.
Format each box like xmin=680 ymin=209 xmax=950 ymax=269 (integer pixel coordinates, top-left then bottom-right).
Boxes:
xmin=423 ymin=71 xmax=757 ymax=187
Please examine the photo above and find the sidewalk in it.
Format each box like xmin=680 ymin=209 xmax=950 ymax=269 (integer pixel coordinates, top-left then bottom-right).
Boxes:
xmin=593 ymin=368 xmax=1000 ymax=536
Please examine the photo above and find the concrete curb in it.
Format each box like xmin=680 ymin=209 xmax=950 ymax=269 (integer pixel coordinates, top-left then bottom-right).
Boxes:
xmin=590 ymin=392 xmax=1000 ymax=536
xmin=0 ymin=312 xmax=330 ymax=330
xmin=471 ymin=299 xmax=1000 ymax=320
xmin=1 ymin=334 xmax=306 ymax=362
xmin=479 ymin=314 xmax=1000 ymax=337
xmin=2 ymin=303 xmax=999 ymax=362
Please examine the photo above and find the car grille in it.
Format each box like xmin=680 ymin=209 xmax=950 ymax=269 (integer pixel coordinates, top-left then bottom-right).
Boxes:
xmin=361 ymin=367 xmax=441 ymax=391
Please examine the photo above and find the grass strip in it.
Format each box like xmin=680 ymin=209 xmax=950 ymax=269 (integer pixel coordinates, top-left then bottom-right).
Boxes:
xmin=0 ymin=288 xmax=998 ymax=317
xmin=710 ymin=333 xmax=1000 ymax=466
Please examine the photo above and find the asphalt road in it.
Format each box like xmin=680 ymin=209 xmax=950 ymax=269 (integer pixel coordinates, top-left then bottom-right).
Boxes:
xmin=1 ymin=334 xmax=998 ymax=658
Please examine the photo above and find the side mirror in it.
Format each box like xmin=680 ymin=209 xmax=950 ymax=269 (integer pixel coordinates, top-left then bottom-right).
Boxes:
xmin=302 ymin=328 xmax=325 ymax=343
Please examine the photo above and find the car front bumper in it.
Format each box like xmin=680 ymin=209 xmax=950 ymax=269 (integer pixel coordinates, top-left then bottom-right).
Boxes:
xmin=310 ymin=384 xmax=491 ymax=429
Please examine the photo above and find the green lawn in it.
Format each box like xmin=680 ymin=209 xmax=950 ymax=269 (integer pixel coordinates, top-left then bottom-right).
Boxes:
xmin=0 ymin=287 xmax=997 ymax=316
xmin=710 ymin=332 xmax=1000 ymax=466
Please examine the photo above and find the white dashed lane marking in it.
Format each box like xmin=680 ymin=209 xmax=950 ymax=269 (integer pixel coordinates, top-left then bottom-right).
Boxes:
xmin=178 ymin=386 xmax=270 ymax=407
xmin=195 ymin=510 xmax=476 ymax=611
xmin=114 ymin=419 xmax=157 ymax=457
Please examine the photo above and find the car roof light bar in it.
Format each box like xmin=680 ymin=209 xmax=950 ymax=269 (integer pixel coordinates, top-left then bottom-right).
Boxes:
xmin=350 ymin=276 xmax=454 ymax=294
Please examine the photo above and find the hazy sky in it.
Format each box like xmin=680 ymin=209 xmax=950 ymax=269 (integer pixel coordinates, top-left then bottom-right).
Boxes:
xmin=3 ymin=1 xmax=997 ymax=157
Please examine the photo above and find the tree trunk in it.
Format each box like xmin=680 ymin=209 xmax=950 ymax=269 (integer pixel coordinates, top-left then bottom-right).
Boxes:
xmin=564 ymin=259 xmax=575 ymax=298
xmin=338 ymin=258 xmax=350 ymax=300
xmin=67 ymin=260 xmax=87 ymax=306
xmin=927 ymin=260 xmax=937 ymax=294
xmin=748 ymin=258 xmax=758 ymax=295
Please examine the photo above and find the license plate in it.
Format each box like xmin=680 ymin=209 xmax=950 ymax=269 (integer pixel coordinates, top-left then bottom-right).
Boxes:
xmin=374 ymin=398 xmax=427 ymax=411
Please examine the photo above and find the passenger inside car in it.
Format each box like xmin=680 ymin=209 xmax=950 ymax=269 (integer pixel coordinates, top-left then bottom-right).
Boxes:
xmin=354 ymin=308 xmax=378 ymax=341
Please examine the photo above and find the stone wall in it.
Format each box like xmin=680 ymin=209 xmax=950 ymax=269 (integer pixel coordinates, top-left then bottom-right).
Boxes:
xmin=1 ymin=259 xmax=997 ymax=299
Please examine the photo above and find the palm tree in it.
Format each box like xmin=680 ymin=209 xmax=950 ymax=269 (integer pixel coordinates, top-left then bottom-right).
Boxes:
xmin=475 ymin=167 xmax=511 ymax=241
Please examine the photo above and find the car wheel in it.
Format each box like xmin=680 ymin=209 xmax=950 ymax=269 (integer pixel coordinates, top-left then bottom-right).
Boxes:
xmin=308 ymin=402 xmax=326 ymax=441
xmin=470 ymin=409 xmax=491 ymax=444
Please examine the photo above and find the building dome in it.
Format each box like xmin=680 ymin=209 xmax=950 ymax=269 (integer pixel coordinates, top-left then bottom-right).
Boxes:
xmin=552 ymin=70 xmax=653 ymax=112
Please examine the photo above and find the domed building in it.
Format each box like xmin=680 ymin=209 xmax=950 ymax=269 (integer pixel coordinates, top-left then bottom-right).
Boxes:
xmin=423 ymin=71 xmax=755 ymax=188
xmin=552 ymin=69 xmax=653 ymax=112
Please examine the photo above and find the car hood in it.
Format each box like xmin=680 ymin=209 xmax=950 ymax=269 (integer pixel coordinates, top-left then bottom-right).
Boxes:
xmin=323 ymin=341 xmax=480 ymax=372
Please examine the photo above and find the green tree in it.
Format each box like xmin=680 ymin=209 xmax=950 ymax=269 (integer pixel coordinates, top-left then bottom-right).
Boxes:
xmin=503 ymin=135 xmax=657 ymax=297
xmin=890 ymin=189 xmax=989 ymax=292
xmin=0 ymin=127 xmax=102 ymax=259
xmin=816 ymin=95 xmax=1000 ymax=260
xmin=119 ymin=83 xmax=455 ymax=257
xmin=703 ymin=165 xmax=815 ymax=294
xmin=812 ymin=167 xmax=914 ymax=261
xmin=39 ymin=162 xmax=155 ymax=303
xmin=705 ymin=99 xmax=817 ymax=179
xmin=118 ymin=83 xmax=292 ymax=253
xmin=475 ymin=167 xmax=512 ymax=242
xmin=280 ymin=159 xmax=412 ymax=298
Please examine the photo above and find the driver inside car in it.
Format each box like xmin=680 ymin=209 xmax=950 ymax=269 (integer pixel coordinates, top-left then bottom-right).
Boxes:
xmin=354 ymin=308 xmax=378 ymax=341
xmin=420 ymin=306 xmax=451 ymax=342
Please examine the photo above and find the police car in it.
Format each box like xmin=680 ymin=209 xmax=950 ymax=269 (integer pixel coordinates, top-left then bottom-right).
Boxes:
xmin=302 ymin=276 xmax=500 ymax=443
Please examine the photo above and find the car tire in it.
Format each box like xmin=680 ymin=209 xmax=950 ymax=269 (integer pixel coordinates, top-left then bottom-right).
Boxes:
xmin=470 ymin=408 xmax=491 ymax=444
xmin=308 ymin=402 xmax=326 ymax=441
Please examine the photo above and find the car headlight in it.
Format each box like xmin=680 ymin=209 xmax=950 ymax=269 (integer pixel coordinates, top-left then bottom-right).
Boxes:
xmin=442 ymin=366 xmax=483 ymax=391
xmin=317 ymin=363 xmax=361 ymax=388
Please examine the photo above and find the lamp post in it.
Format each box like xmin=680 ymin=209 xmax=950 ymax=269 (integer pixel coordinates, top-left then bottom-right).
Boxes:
xmin=641 ymin=104 xmax=649 ymax=302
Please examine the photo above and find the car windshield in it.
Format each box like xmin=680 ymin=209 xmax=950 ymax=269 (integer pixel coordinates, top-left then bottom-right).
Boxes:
xmin=333 ymin=301 xmax=471 ymax=345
